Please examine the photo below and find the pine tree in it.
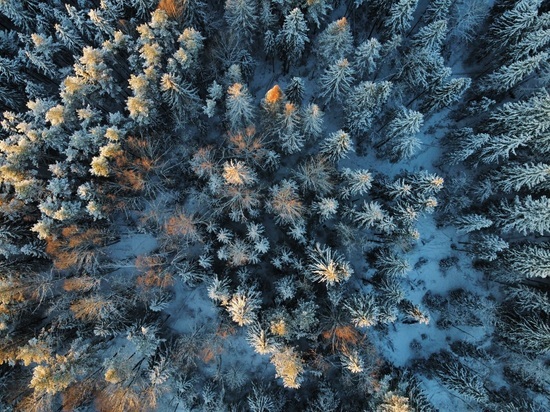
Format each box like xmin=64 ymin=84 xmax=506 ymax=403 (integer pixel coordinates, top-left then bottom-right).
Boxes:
xmin=270 ymin=346 xmax=304 ymax=389
xmin=305 ymin=0 xmax=332 ymax=28
xmin=493 ymin=195 xmax=550 ymax=236
xmin=225 ymin=0 xmax=258 ymax=45
xmin=276 ymin=102 xmax=304 ymax=154
xmin=307 ymin=243 xmax=353 ymax=285
xmin=317 ymin=17 xmax=353 ymax=66
xmin=492 ymin=162 xmax=550 ymax=193
xmin=345 ymin=80 xmax=393 ymax=137
xmin=454 ymin=214 xmax=493 ymax=233
xmin=377 ymin=109 xmax=424 ymax=160
xmin=345 ymin=293 xmax=378 ymax=328
xmin=479 ymin=133 xmax=529 ymax=164
xmin=277 ymin=8 xmax=309 ymax=71
xmin=467 ymin=234 xmax=509 ymax=262
xmin=505 ymin=245 xmax=550 ymax=279
xmin=482 ymin=52 xmax=548 ymax=93
xmin=226 ymin=82 xmax=255 ymax=131
xmin=399 ymin=48 xmax=450 ymax=91
xmin=425 ymin=0 xmax=452 ymax=23
xmin=319 ymin=130 xmax=354 ymax=163
xmin=385 ymin=0 xmax=419 ymax=36
xmin=487 ymin=0 xmax=541 ymax=52
xmin=499 ymin=313 xmax=550 ymax=353
xmin=411 ymin=19 xmax=448 ymax=52
xmin=226 ymin=288 xmax=262 ymax=326
xmin=354 ymin=38 xmax=382 ymax=77
xmin=302 ymin=102 xmax=324 ymax=139
xmin=374 ymin=249 xmax=411 ymax=277
xmin=487 ymin=92 xmax=550 ymax=148
xmin=448 ymin=0 xmax=489 ymax=44
xmin=508 ymin=28 xmax=550 ymax=61
xmin=319 ymin=58 xmax=355 ymax=105
xmin=266 ymin=179 xmax=305 ymax=226
xmin=294 ymin=156 xmax=335 ymax=195
xmin=422 ymin=77 xmax=471 ymax=112
xmin=285 ymin=77 xmax=305 ymax=104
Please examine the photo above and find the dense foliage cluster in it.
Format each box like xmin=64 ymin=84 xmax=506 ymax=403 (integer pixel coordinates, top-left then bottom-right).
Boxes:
xmin=0 ymin=0 xmax=548 ymax=411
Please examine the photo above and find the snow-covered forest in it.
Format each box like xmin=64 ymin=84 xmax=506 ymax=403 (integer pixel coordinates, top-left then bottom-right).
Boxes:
xmin=0 ymin=0 xmax=549 ymax=410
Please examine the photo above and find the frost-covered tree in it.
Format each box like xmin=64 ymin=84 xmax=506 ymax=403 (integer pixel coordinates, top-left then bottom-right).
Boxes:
xmin=266 ymin=179 xmax=305 ymax=226
xmin=492 ymin=196 xmax=550 ymax=236
xmin=422 ymin=77 xmax=471 ymax=112
xmin=345 ymin=293 xmax=378 ymax=328
xmin=225 ymin=0 xmax=258 ymax=45
xmin=467 ymin=234 xmax=509 ymax=262
xmin=508 ymin=28 xmax=550 ymax=61
xmin=317 ymin=17 xmax=353 ymax=66
xmin=492 ymin=162 xmax=550 ymax=193
xmin=385 ymin=0 xmax=419 ymax=36
xmin=302 ymin=102 xmax=324 ymax=139
xmin=277 ymin=8 xmax=309 ymax=71
xmin=454 ymin=214 xmax=493 ymax=234
xmin=285 ymin=76 xmax=305 ymax=104
xmin=345 ymin=80 xmax=393 ymax=137
xmin=226 ymin=288 xmax=262 ymax=326
xmin=305 ymin=0 xmax=332 ymax=28
xmin=505 ymin=245 xmax=550 ymax=279
xmin=487 ymin=92 xmax=550 ymax=150
xmin=425 ymin=0 xmax=452 ymax=23
xmin=374 ymin=249 xmax=411 ymax=277
xmin=354 ymin=38 xmax=382 ymax=77
xmin=226 ymin=83 xmax=255 ymax=131
xmin=319 ymin=130 xmax=354 ymax=163
xmin=294 ymin=156 xmax=335 ymax=195
xmin=307 ymin=243 xmax=353 ymax=285
xmin=276 ymin=102 xmax=304 ymax=154
xmin=377 ymin=108 xmax=424 ymax=160
xmin=270 ymin=346 xmax=303 ymax=389
xmin=482 ymin=52 xmax=548 ymax=93
xmin=487 ymin=0 xmax=542 ymax=52
xmin=319 ymin=58 xmax=355 ymax=105
xmin=411 ymin=19 xmax=448 ymax=52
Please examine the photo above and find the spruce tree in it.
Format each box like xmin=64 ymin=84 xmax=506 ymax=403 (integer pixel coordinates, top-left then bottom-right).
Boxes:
xmin=354 ymin=38 xmax=382 ymax=77
xmin=226 ymin=83 xmax=255 ymax=131
xmin=277 ymin=8 xmax=309 ymax=72
xmin=385 ymin=0 xmax=419 ymax=36
xmin=225 ymin=0 xmax=258 ymax=45
xmin=317 ymin=17 xmax=354 ymax=66
xmin=318 ymin=58 xmax=355 ymax=105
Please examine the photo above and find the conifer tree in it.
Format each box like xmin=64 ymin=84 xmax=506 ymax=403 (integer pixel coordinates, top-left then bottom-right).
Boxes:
xmin=302 ymin=103 xmax=324 ymax=139
xmin=226 ymin=82 xmax=255 ymax=131
xmin=285 ymin=77 xmax=305 ymax=104
xmin=492 ymin=195 xmax=550 ymax=236
xmin=492 ymin=162 xmax=550 ymax=193
xmin=317 ymin=17 xmax=353 ymax=66
xmin=411 ymin=19 xmax=448 ymax=52
xmin=508 ymin=28 xmax=550 ymax=61
xmin=225 ymin=0 xmax=258 ymax=45
xmin=377 ymin=108 xmax=424 ymax=160
xmin=319 ymin=58 xmax=355 ymax=105
xmin=345 ymin=80 xmax=393 ymax=137
xmin=505 ymin=245 xmax=550 ymax=279
xmin=422 ymin=77 xmax=471 ymax=112
xmin=319 ymin=130 xmax=354 ymax=163
xmin=277 ymin=8 xmax=309 ymax=72
xmin=305 ymin=0 xmax=332 ymax=28
xmin=354 ymin=38 xmax=382 ymax=77
xmin=482 ymin=52 xmax=548 ymax=93
xmin=487 ymin=0 xmax=542 ymax=52
xmin=385 ymin=0 xmax=419 ymax=36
